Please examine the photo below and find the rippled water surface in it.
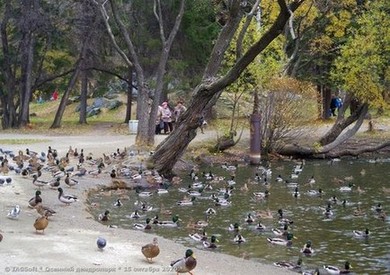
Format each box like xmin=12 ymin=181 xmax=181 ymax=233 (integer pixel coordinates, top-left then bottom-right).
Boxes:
xmin=88 ymin=158 xmax=390 ymax=274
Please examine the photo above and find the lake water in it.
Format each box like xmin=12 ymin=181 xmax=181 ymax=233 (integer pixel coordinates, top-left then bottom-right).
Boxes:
xmin=88 ymin=158 xmax=390 ymax=274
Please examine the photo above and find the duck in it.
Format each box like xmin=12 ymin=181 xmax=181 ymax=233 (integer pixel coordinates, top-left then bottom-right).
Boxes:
xmin=141 ymin=237 xmax=160 ymax=263
xmin=339 ymin=183 xmax=354 ymax=192
xmin=292 ymin=187 xmax=300 ymax=198
xmin=64 ymin=173 xmax=78 ymax=188
xmin=97 ymin=237 xmax=107 ymax=250
xmin=157 ymin=215 xmax=181 ymax=227
xmin=28 ymin=190 xmax=43 ymax=208
xmin=307 ymin=188 xmax=323 ymax=196
xmin=157 ymin=188 xmax=169 ymax=194
xmin=98 ymin=210 xmax=110 ymax=221
xmin=214 ymin=197 xmax=231 ymax=206
xmin=189 ymin=229 xmax=208 ymax=242
xmin=274 ymin=258 xmax=302 ymax=270
xmin=57 ymin=187 xmax=78 ymax=205
xmin=272 ymin=224 xmax=289 ymax=236
xmin=323 ymin=207 xmax=334 ymax=218
xmin=32 ymin=174 xmax=48 ymax=189
xmin=300 ymin=240 xmax=314 ymax=254
xmin=228 ymin=223 xmax=241 ymax=233
xmin=113 ymin=199 xmax=123 ymax=207
xmin=129 ymin=210 xmax=141 ymax=219
xmin=48 ymin=177 xmax=61 ymax=189
xmin=133 ymin=218 xmax=152 ymax=230
xmin=135 ymin=187 xmax=153 ymax=197
xmin=353 ymin=228 xmax=370 ymax=238
xmin=227 ymin=175 xmax=236 ymax=186
xmin=7 ymin=205 xmax=21 ymax=220
xmin=323 ymin=261 xmax=352 ymax=274
xmin=275 ymin=175 xmax=284 ymax=182
xmin=245 ymin=213 xmax=255 ymax=223
xmin=34 ymin=216 xmax=49 ymax=233
xmin=253 ymin=190 xmax=269 ymax=199
xmin=205 ymin=208 xmax=216 ymax=215
xmin=233 ymin=233 xmax=246 ymax=244
xmin=203 ymin=235 xmax=218 ymax=249
xmin=267 ymin=232 xmax=295 ymax=246
xmin=177 ymin=196 xmax=196 ymax=206
xmin=35 ymin=203 xmax=56 ymax=218
xmin=170 ymin=249 xmax=197 ymax=274
xmin=307 ymin=176 xmax=316 ymax=184
xmin=140 ymin=202 xmax=153 ymax=212
xmin=255 ymin=221 xmax=266 ymax=231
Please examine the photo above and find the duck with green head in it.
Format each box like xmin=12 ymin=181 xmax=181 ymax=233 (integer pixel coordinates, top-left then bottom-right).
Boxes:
xmin=170 ymin=249 xmax=197 ymax=274
xmin=324 ymin=261 xmax=352 ymax=274
xmin=157 ymin=214 xmax=181 ymax=227
xmin=203 ymin=235 xmax=218 ymax=249
xmin=267 ymin=232 xmax=295 ymax=246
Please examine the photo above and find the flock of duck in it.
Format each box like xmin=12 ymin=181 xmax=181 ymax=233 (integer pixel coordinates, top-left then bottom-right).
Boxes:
xmin=0 ymin=146 xmax=197 ymax=274
xmin=2 ymin=144 xmax=389 ymax=274
xmin=92 ymin=155 xmax=390 ymax=275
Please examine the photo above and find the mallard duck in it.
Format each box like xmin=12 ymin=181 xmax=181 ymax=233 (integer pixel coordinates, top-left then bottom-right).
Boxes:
xmin=274 ymin=258 xmax=302 ymax=270
xmin=324 ymin=261 xmax=352 ymax=274
xmin=64 ymin=173 xmax=78 ymax=188
xmin=203 ymin=235 xmax=218 ymax=249
xmin=307 ymin=176 xmax=316 ymax=184
xmin=113 ymin=199 xmax=122 ymax=207
xmin=171 ymin=249 xmax=197 ymax=274
xmin=255 ymin=221 xmax=266 ymax=231
xmin=253 ymin=190 xmax=269 ymax=199
xmin=97 ymin=237 xmax=107 ymax=250
xmin=189 ymin=229 xmax=207 ymax=242
xmin=129 ymin=210 xmax=141 ymax=219
xmin=302 ymin=268 xmax=320 ymax=275
xmin=323 ymin=207 xmax=334 ymax=218
xmin=35 ymin=203 xmax=56 ymax=218
xmin=307 ymin=188 xmax=323 ymax=196
xmin=88 ymin=168 xmax=102 ymax=177
xmin=34 ymin=216 xmax=49 ymax=233
xmin=7 ymin=205 xmax=20 ymax=220
xmin=301 ymin=240 xmax=314 ymax=254
xmin=133 ymin=218 xmax=152 ymax=230
xmin=353 ymin=228 xmax=370 ymax=238
xmin=214 ymin=198 xmax=231 ymax=206
xmin=233 ymin=233 xmax=246 ymax=244
xmin=157 ymin=188 xmax=169 ymax=194
xmin=157 ymin=215 xmax=181 ymax=227
xmin=135 ymin=187 xmax=153 ymax=197
xmin=245 ymin=213 xmax=255 ymax=223
xmin=267 ymin=232 xmax=295 ymax=246
xmin=141 ymin=237 xmax=160 ymax=263
xmin=228 ymin=223 xmax=241 ymax=233
xmin=57 ymin=187 xmax=77 ymax=205
xmin=227 ymin=176 xmax=236 ymax=186
xmin=28 ymin=190 xmax=42 ymax=208
xmin=98 ymin=210 xmax=110 ymax=221
xmin=32 ymin=174 xmax=48 ymax=189
xmin=339 ymin=183 xmax=354 ymax=192
xmin=48 ymin=177 xmax=61 ymax=189
xmin=272 ymin=224 xmax=288 ymax=236
xmin=275 ymin=175 xmax=284 ymax=182
xmin=187 ymin=190 xmax=202 ymax=196
xmin=292 ymin=187 xmax=300 ymax=198
xmin=177 ymin=196 xmax=196 ymax=206
xmin=205 ymin=208 xmax=216 ymax=215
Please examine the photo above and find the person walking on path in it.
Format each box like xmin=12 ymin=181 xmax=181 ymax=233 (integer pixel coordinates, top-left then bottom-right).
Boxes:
xmin=173 ymin=100 xmax=187 ymax=127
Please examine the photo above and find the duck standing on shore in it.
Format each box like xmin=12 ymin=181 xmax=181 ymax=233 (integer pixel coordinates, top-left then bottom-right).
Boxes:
xmin=57 ymin=187 xmax=78 ymax=205
xmin=170 ymin=249 xmax=197 ymax=274
xmin=141 ymin=237 xmax=160 ymax=263
xmin=34 ymin=216 xmax=49 ymax=233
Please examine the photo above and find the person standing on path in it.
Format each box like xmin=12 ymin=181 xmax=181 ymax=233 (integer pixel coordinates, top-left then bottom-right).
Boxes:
xmin=161 ymin=102 xmax=173 ymax=134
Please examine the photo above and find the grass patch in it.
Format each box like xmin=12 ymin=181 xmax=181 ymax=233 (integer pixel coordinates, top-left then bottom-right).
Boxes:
xmin=0 ymin=138 xmax=50 ymax=145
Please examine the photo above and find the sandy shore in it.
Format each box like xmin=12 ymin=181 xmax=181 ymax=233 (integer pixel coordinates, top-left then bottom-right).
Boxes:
xmin=0 ymin=132 xmax=293 ymax=275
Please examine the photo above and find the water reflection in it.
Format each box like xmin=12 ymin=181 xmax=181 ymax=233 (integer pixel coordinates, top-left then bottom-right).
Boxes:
xmin=88 ymin=158 xmax=390 ymax=274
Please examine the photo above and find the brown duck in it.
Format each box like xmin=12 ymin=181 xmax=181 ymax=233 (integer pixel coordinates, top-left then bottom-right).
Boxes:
xmin=34 ymin=216 xmax=49 ymax=233
xmin=35 ymin=203 xmax=56 ymax=218
xmin=171 ymin=249 xmax=197 ymax=274
xmin=141 ymin=237 xmax=160 ymax=263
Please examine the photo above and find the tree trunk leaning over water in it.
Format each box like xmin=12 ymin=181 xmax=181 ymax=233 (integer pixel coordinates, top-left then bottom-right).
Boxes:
xmin=151 ymin=0 xmax=305 ymax=177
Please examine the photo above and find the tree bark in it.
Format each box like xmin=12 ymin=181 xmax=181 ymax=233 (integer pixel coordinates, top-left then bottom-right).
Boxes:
xmin=79 ymin=69 xmax=88 ymax=124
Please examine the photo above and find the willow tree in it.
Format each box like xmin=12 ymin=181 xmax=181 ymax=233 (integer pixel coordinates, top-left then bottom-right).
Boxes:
xmin=151 ymin=0 xmax=305 ymax=176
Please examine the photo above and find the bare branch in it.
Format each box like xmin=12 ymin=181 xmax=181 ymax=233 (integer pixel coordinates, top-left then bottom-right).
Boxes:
xmin=154 ymin=0 xmax=166 ymax=42
xmin=236 ymin=0 xmax=261 ymax=58
xmin=93 ymin=0 xmax=133 ymax=68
